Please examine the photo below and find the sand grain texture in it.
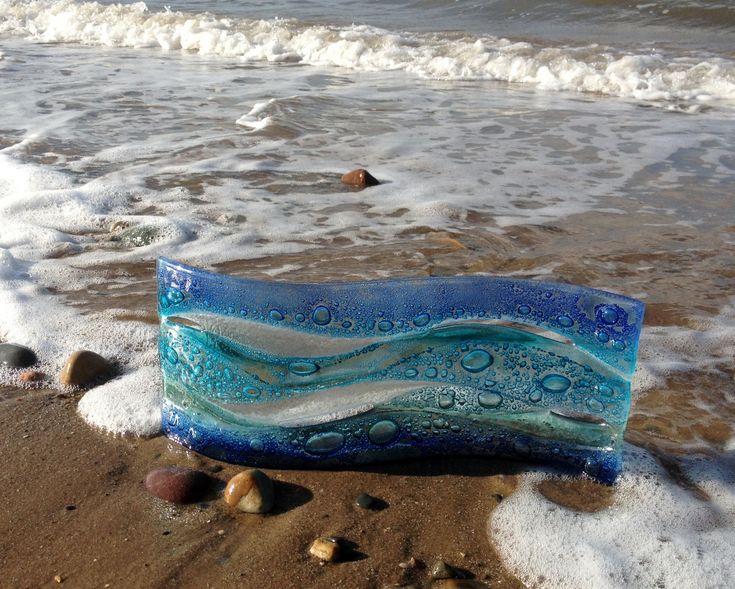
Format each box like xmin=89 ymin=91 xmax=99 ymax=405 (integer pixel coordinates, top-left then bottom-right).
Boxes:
xmin=0 ymin=387 xmax=525 ymax=589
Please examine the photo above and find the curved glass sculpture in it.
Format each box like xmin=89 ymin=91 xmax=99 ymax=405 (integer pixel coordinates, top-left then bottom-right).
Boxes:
xmin=157 ymin=257 xmax=644 ymax=484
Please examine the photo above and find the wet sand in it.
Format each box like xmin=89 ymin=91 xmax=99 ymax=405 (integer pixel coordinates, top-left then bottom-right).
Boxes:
xmin=8 ymin=206 xmax=733 ymax=587
xmin=1 ymin=386 xmax=529 ymax=589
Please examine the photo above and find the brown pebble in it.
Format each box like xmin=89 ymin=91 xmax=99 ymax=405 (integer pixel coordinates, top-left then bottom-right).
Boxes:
xmin=341 ymin=168 xmax=380 ymax=188
xmin=399 ymin=556 xmax=420 ymax=570
xmin=60 ymin=350 xmax=113 ymax=386
xmin=144 ymin=466 xmax=210 ymax=504
xmin=20 ymin=370 xmax=44 ymax=383
xmin=309 ymin=537 xmax=341 ymax=562
xmin=223 ymin=469 xmax=275 ymax=514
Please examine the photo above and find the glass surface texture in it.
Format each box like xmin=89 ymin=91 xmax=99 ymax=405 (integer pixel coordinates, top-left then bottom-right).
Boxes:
xmin=158 ymin=258 xmax=644 ymax=483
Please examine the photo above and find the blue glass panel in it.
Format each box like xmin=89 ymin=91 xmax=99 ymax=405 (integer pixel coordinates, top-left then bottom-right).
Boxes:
xmin=157 ymin=257 xmax=644 ymax=484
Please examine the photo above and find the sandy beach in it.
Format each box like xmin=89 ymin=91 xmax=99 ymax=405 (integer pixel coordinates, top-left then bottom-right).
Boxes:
xmin=2 ymin=0 xmax=735 ymax=586
xmin=1 ymin=384 xmax=533 ymax=589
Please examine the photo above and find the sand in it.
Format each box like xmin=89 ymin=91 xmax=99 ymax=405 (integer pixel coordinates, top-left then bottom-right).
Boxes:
xmin=0 ymin=385 xmax=530 ymax=589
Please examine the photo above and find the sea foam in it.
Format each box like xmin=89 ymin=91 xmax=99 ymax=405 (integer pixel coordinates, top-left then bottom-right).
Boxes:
xmin=491 ymin=444 xmax=735 ymax=588
xmin=1 ymin=0 xmax=734 ymax=109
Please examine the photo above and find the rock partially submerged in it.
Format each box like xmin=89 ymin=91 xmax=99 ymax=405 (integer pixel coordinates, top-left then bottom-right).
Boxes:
xmin=341 ymin=168 xmax=380 ymax=188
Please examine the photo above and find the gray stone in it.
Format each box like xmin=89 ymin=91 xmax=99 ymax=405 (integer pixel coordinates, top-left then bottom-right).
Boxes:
xmin=355 ymin=492 xmax=375 ymax=509
xmin=0 ymin=343 xmax=37 ymax=368
xmin=431 ymin=559 xmax=455 ymax=580
xmin=118 ymin=225 xmax=161 ymax=248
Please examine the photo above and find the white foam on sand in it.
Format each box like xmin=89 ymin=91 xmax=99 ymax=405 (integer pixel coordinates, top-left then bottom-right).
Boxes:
xmin=633 ymin=301 xmax=735 ymax=396
xmin=490 ymin=444 xmax=735 ymax=588
xmin=77 ymin=365 xmax=162 ymax=436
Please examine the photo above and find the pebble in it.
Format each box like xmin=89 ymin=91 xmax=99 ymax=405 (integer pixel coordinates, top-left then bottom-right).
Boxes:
xmin=431 ymin=560 xmax=455 ymax=580
xmin=59 ymin=350 xmax=113 ymax=386
xmin=144 ymin=466 xmax=210 ymax=504
xmin=117 ymin=225 xmax=160 ymax=247
xmin=355 ymin=492 xmax=375 ymax=509
xmin=20 ymin=370 xmax=44 ymax=383
xmin=398 ymin=556 xmax=419 ymax=570
xmin=0 ymin=343 xmax=37 ymax=368
xmin=309 ymin=537 xmax=341 ymax=562
xmin=223 ymin=469 xmax=275 ymax=514
xmin=109 ymin=220 xmax=129 ymax=233
xmin=341 ymin=168 xmax=380 ymax=188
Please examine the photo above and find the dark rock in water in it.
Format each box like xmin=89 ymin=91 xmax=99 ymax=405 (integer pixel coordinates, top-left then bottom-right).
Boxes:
xmin=431 ymin=559 xmax=456 ymax=580
xmin=59 ymin=350 xmax=113 ymax=386
xmin=0 ymin=343 xmax=37 ymax=368
xmin=341 ymin=168 xmax=380 ymax=188
xmin=144 ymin=466 xmax=211 ymax=504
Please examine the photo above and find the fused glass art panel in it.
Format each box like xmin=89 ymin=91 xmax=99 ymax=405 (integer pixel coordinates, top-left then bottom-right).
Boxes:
xmin=157 ymin=258 xmax=645 ymax=484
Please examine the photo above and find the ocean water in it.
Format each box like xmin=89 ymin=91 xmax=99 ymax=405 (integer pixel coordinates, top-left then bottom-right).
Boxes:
xmin=1 ymin=1 xmax=734 ymax=587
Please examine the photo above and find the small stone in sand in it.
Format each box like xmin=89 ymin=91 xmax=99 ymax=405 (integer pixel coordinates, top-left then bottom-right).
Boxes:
xmin=341 ymin=168 xmax=380 ymax=188
xmin=54 ymin=575 xmax=63 ymax=584
xmin=144 ymin=466 xmax=210 ymax=504
xmin=399 ymin=556 xmax=420 ymax=570
xmin=431 ymin=559 xmax=455 ymax=580
xmin=109 ymin=220 xmax=129 ymax=233
xmin=355 ymin=492 xmax=375 ymax=509
xmin=223 ymin=469 xmax=275 ymax=514
xmin=0 ymin=343 xmax=37 ymax=368
xmin=309 ymin=537 xmax=341 ymax=562
xmin=20 ymin=370 xmax=44 ymax=383
xmin=60 ymin=350 xmax=113 ymax=386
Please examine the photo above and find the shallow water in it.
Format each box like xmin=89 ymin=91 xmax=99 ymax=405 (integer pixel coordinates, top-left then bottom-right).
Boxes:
xmin=1 ymin=1 xmax=734 ymax=587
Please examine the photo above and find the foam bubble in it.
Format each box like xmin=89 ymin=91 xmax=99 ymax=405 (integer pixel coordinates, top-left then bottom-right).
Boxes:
xmin=77 ymin=365 xmax=162 ymax=436
xmin=491 ymin=444 xmax=735 ymax=588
